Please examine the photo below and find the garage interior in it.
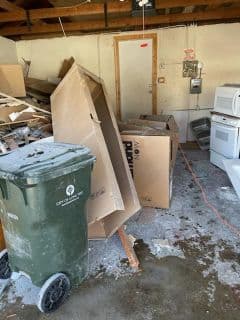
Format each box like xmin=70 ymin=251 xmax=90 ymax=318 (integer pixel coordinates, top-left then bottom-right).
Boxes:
xmin=0 ymin=0 xmax=240 ymax=319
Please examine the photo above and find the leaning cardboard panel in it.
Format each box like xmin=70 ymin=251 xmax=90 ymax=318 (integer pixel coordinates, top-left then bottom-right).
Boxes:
xmin=51 ymin=63 xmax=124 ymax=225
xmin=79 ymin=66 xmax=141 ymax=239
xmin=0 ymin=65 xmax=26 ymax=97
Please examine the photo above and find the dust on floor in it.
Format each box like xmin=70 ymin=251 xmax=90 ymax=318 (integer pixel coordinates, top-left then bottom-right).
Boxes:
xmin=0 ymin=149 xmax=240 ymax=319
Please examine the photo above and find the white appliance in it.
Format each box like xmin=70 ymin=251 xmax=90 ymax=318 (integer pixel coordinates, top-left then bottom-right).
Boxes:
xmin=214 ymin=85 xmax=240 ymax=117
xmin=224 ymin=159 xmax=240 ymax=199
xmin=210 ymin=114 xmax=240 ymax=171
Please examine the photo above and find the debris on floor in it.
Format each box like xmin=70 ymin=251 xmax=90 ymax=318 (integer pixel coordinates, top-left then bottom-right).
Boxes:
xmin=0 ymin=61 xmax=239 ymax=318
xmin=150 ymin=239 xmax=185 ymax=259
xmin=0 ymin=91 xmax=52 ymax=151
xmin=1 ymin=149 xmax=240 ymax=314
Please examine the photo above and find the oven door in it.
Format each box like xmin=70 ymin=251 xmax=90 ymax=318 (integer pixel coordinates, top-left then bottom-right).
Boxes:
xmin=210 ymin=121 xmax=239 ymax=158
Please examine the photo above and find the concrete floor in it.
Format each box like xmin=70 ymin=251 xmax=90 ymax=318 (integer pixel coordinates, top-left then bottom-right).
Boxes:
xmin=1 ymin=149 xmax=240 ymax=319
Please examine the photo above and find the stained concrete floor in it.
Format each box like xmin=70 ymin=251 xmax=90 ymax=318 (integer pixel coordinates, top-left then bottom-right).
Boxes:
xmin=1 ymin=149 xmax=240 ymax=319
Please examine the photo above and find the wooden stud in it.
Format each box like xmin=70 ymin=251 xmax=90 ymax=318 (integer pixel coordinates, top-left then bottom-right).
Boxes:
xmin=118 ymin=226 xmax=140 ymax=270
xmin=0 ymin=0 xmax=24 ymax=12
xmin=152 ymin=34 xmax=158 ymax=115
xmin=113 ymin=37 xmax=121 ymax=120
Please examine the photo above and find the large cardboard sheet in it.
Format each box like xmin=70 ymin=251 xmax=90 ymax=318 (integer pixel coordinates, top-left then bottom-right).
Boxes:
xmin=51 ymin=64 xmax=124 ymax=226
xmin=80 ymin=67 xmax=141 ymax=238
xmin=0 ymin=65 xmax=26 ymax=97
xmin=51 ymin=64 xmax=140 ymax=238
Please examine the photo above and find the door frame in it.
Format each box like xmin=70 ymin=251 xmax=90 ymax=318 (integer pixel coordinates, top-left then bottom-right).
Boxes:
xmin=114 ymin=33 xmax=158 ymax=120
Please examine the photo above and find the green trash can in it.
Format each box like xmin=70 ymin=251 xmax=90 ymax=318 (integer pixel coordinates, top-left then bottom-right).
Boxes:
xmin=0 ymin=142 xmax=95 ymax=313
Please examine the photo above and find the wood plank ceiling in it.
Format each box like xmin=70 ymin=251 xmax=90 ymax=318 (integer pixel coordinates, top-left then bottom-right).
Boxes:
xmin=0 ymin=0 xmax=240 ymax=39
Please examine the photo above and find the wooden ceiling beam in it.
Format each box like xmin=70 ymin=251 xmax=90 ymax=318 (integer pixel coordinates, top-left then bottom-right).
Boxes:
xmin=1 ymin=6 xmax=240 ymax=36
xmin=1 ymin=0 xmax=240 ymax=23
xmin=0 ymin=0 xmax=24 ymax=12
xmin=155 ymin=0 xmax=240 ymax=9
xmin=0 ymin=2 xmax=131 ymax=23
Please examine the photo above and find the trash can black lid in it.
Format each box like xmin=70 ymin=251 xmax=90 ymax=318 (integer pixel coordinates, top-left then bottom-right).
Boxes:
xmin=0 ymin=142 xmax=95 ymax=182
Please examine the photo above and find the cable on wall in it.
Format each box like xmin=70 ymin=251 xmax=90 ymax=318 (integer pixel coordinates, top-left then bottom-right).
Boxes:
xmin=58 ymin=17 xmax=67 ymax=37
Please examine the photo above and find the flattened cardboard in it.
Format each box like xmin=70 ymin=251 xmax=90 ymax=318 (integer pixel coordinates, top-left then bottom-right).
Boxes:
xmin=0 ymin=65 xmax=26 ymax=97
xmin=79 ymin=66 xmax=141 ymax=239
xmin=51 ymin=64 xmax=140 ymax=238
xmin=51 ymin=64 xmax=124 ymax=225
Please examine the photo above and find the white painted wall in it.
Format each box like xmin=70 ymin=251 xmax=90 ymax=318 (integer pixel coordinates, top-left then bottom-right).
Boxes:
xmin=0 ymin=36 xmax=18 ymax=64
xmin=15 ymin=23 xmax=240 ymax=141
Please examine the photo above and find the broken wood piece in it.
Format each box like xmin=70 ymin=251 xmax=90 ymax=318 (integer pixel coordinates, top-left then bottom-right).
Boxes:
xmin=0 ymin=119 xmax=37 ymax=127
xmin=0 ymin=91 xmax=51 ymax=115
xmin=6 ymin=314 xmax=17 ymax=319
xmin=32 ymin=114 xmax=50 ymax=121
xmin=25 ymin=77 xmax=57 ymax=95
xmin=9 ymin=106 xmax=36 ymax=122
xmin=118 ymin=225 xmax=140 ymax=270
xmin=58 ymin=57 xmax=75 ymax=79
xmin=0 ymin=98 xmax=21 ymax=105
xmin=26 ymin=90 xmax=50 ymax=104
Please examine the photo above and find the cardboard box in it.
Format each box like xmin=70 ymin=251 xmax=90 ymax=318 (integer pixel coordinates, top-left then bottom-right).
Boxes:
xmin=51 ymin=64 xmax=140 ymax=238
xmin=120 ymin=115 xmax=179 ymax=209
xmin=139 ymin=114 xmax=179 ymax=169
xmin=0 ymin=65 xmax=26 ymax=97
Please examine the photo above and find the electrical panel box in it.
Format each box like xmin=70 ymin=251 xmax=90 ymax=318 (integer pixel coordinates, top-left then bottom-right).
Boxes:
xmin=183 ymin=60 xmax=198 ymax=78
xmin=190 ymin=78 xmax=202 ymax=94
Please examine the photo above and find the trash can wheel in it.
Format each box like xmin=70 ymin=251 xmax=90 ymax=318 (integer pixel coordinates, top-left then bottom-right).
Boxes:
xmin=37 ymin=273 xmax=71 ymax=313
xmin=0 ymin=249 xmax=12 ymax=279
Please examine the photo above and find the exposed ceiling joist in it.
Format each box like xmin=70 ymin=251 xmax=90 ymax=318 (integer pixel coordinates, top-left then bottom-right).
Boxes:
xmin=1 ymin=6 xmax=240 ymax=36
xmin=183 ymin=5 xmax=195 ymax=13
xmin=0 ymin=0 xmax=239 ymax=23
xmin=0 ymin=0 xmax=24 ymax=12
xmin=155 ymin=0 xmax=239 ymax=9
xmin=0 ymin=2 xmax=131 ymax=23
